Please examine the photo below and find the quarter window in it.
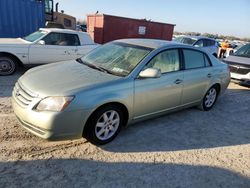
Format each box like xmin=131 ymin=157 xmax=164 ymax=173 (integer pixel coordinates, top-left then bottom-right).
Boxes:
xmin=204 ymin=54 xmax=211 ymax=67
xmin=146 ymin=49 xmax=180 ymax=73
xmin=183 ymin=49 xmax=208 ymax=69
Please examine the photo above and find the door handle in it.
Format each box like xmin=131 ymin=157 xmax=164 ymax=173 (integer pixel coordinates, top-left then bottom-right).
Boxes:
xmin=174 ymin=79 xmax=183 ymax=84
xmin=207 ymin=73 xmax=212 ymax=78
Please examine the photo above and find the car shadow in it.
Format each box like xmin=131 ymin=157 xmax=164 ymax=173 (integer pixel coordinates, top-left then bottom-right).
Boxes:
xmin=0 ymin=67 xmax=29 ymax=97
xmin=0 ymin=159 xmax=249 ymax=188
xmin=101 ymin=88 xmax=250 ymax=153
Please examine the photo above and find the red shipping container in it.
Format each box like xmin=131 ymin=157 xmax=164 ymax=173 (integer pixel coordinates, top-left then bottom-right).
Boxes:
xmin=87 ymin=14 xmax=175 ymax=44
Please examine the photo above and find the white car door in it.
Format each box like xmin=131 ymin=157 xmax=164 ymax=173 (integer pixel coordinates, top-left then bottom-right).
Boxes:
xmin=29 ymin=32 xmax=78 ymax=64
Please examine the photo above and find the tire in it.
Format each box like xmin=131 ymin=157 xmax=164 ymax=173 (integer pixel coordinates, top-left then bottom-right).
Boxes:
xmin=0 ymin=56 xmax=17 ymax=76
xmin=83 ymin=105 xmax=125 ymax=145
xmin=199 ymin=86 xmax=219 ymax=111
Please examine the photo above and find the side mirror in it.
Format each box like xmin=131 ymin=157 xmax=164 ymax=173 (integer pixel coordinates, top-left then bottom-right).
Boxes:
xmin=139 ymin=68 xmax=161 ymax=78
xmin=37 ymin=40 xmax=45 ymax=45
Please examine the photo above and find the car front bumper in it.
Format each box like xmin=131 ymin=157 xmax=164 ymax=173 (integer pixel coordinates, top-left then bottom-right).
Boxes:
xmin=12 ymin=97 xmax=90 ymax=140
xmin=230 ymin=72 xmax=250 ymax=85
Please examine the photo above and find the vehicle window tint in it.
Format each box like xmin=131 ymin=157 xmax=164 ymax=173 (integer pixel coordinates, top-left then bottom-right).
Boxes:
xmin=183 ymin=49 xmax=205 ymax=69
xmin=62 ymin=34 xmax=80 ymax=46
xmin=209 ymin=40 xmax=215 ymax=46
xmin=64 ymin=18 xmax=72 ymax=27
xmin=146 ymin=49 xmax=180 ymax=73
xmin=234 ymin=44 xmax=250 ymax=58
xmin=204 ymin=54 xmax=211 ymax=67
xmin=195 ymin=40 xmax=203 ymax=47
xmin=182 ymin=37 xmax=197 ymax=45
xmin=204 ymin=39 xmax=215 ymax=47
xmin=43 ymin=33 xmax=61 ymax=45
xmin=43 ymin=33 xmax=80 ymax=46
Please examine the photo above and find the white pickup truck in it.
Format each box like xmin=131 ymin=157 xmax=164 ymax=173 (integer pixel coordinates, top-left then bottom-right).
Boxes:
xmin=0 ymin=28 xmax=99 ymax=75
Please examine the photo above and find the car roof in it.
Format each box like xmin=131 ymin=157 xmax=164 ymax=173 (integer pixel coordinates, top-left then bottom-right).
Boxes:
xmin=39 ymin=28 xmax=82 ymax=34
xmin=115 ymin=38 xmax=183 ymax=49
xmin=181 ymin=35 xmax=216 ymax=41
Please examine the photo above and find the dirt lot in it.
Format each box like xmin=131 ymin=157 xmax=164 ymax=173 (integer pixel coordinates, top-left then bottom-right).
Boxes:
xmin=0 ymin=68 xmax=250 ymax=188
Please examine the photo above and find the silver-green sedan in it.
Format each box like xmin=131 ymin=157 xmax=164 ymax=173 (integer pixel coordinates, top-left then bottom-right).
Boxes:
xmin=12 ymin=39 xmax=230 ymax=145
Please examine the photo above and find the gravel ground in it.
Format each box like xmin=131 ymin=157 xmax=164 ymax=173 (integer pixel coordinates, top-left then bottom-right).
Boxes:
xmin=0 ymin=67 xmax=250 ymax=188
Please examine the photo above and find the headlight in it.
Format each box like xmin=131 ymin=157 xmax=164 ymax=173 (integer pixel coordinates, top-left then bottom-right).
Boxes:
xmin=35 ymin=96 xmax=74 ymax=112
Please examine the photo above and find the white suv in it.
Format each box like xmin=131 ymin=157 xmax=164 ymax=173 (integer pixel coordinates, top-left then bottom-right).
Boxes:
xmin=174 ymin=36 xmax=219 ymax=57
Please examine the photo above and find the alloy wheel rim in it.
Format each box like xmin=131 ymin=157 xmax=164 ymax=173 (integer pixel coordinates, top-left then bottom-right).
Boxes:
xmin=95 ymin=110 xmax=120 ymax=141
xmin=205 ymin=88 xmax=217 ymax=108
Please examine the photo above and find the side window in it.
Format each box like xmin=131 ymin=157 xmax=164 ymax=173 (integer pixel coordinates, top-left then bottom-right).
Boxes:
xmin=183 ymin=49 xmax=206 ymax=69
xmin=43 ymin=33 xmax=80 ymax=46
xmin=209 ymin=40 xmax=215 ymax=46
xmin=43 ymin=32 xmax=61 ymax=45
xmin=195 ymin=40 xmax=203 ymax=47
xmin=204 ymin=39 xmax=215 ymax=47
xmin=146 ymin=49 xmax=180 ymax=73
xmin=64 ymin=18 xmax=72 ymax=27
xmin=62 ymin=34 xmax=80 ymax=46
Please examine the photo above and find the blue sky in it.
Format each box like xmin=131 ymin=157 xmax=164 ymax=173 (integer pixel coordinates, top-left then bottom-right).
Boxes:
xmin=56 ymin=0 xmax=250 ymax=38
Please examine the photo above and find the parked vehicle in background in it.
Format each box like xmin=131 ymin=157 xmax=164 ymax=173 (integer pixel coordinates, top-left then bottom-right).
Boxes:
xmin=174 ymin=36 xmax=219 ymax=57
xmin=76 ymin=24 xmax=87 ymax=32
xmin=223 ymin=43 xmax=250 ymax=85
xmin=12 ymin=39 xmax=230 ymax=145
xmin=0 ymin=28 xmax=99 ymax=75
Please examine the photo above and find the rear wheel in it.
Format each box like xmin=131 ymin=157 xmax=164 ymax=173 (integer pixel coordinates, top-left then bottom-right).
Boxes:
xmin=83 ymin=105 xmax=124 ymax=145
xmin=199 ymin=86 xmax=219 ymax=111
xmin=0 ymin=56 xmax=17 ymax=76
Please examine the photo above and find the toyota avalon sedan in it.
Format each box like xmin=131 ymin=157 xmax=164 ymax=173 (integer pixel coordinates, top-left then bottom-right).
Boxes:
xmin=12 ymin=39 xmax=230 ymax=145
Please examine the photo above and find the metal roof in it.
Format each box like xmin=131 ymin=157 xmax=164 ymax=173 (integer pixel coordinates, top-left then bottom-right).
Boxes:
xmin=115 ymin=38 xmax=182 ymax=49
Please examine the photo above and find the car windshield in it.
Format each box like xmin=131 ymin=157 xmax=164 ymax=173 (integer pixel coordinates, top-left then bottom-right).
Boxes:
xmin=174 ymin=37 xmax=197 ymax=45
xmin=23 ymin=30 xmax=48 ymax=42
xmin=233 ymin=44 xmax=250 ymax=58
xmin=80 ymin=42 xmax=153 ymax=77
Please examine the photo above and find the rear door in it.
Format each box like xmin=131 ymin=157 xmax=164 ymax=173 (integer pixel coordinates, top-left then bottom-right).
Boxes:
xmin=29 ymin=32 xmax=78 ymax=64
xmin=181 ymin=49 xmax=213 ymax=105
xmin=133 ymin=49 xmax=184 ymax=118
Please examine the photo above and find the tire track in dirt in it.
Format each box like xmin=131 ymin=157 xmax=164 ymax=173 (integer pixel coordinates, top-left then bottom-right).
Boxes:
xmin=27 ymin=140 xmax=88 ymax=157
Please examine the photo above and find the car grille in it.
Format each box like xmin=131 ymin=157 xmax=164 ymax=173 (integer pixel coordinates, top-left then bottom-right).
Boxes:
xmin=227 ymin=62 xmax=250 ymax=75
xmin=13 ymin=82 xmax=36 ymax=107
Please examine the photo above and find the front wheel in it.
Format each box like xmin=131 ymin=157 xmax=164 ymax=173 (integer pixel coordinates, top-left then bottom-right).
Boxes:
xmin=199 ymin=86 xmax=218 ymax=111
xmin=0 ymin=56 xmax=17 ymax=76
xmin=83 ymin=105 xmax=124 ymax=145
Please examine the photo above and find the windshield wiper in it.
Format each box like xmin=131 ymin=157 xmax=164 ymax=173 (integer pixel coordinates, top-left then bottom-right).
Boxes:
xmin=76 ymin=58 xmax=121 ymax=75
xmin=76 ymin=58 xmax=125 ymax=77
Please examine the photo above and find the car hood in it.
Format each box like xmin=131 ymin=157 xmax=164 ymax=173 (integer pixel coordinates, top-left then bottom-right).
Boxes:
xmin=224 ymin=55 xmax=250 ymax=66
xmin=0 ymin=38 xmax=30 ymax=45
xmin=19 ymin=60 xmax=121 ymax=97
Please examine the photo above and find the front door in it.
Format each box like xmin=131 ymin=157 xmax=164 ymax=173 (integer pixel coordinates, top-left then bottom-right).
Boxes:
xmin=29 ymin=32 xmax=78 ymax=64
xmin=134 ymin=49 xmax=184 ymax=119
